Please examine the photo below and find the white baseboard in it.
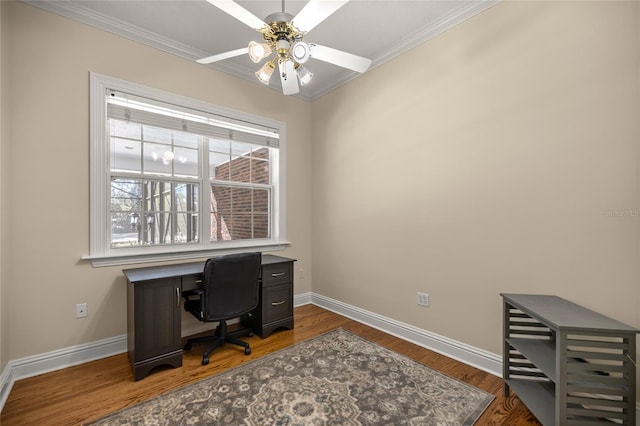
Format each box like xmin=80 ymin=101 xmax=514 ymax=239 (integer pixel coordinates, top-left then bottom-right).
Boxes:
xmin=309 ymin=293 xmax=503 ymax=377
xmin=1 ymin=292 xmax=638 ymax=420
xmin=294 ymin=291 xmax=313 ymax=307
xmin=0 ymin=334 xmax=126 ymax=410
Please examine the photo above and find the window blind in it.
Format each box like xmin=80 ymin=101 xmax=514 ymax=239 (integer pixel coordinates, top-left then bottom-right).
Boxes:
xmin=106 ymin=90 xmax=279 ymax=148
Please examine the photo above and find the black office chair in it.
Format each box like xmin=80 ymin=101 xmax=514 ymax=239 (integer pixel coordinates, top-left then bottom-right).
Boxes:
xmin=183 ymin=252 xmax=261 ymax=365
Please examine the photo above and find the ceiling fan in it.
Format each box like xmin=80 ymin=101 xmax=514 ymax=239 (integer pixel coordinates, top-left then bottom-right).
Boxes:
xmin=197 ymin=0 xmax=372 ymax=95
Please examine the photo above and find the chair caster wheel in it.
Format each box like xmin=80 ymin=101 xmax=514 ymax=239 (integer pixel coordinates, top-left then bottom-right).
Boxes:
xmin=247 ymin=331 xmax=254 ymax=337
xmin=202 ymin=356 xmax=209 ymax=365
xmin=184 ymin=342 xmax=192 ymax=350
xmin=244 ymin=347 xmax=251 ymax=355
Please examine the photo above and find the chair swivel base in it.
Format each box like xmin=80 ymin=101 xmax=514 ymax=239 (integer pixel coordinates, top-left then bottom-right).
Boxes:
xmin=184 ymin=321 xmax=253 ymax=365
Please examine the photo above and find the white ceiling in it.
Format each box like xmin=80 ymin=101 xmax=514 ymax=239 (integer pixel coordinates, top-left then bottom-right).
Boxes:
xmin=25 ymin=0 xmax=496 ymax=101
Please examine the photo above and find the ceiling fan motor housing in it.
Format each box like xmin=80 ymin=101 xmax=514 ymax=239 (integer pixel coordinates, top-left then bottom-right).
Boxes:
xmin=264 ymin=12 xmax=293 ymax=25
xmin=260 ymin=12 xmax=303 ymax=62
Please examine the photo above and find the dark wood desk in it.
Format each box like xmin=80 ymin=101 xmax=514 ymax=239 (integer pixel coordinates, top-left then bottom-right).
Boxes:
xmin=124 ymin=254 xmax=295 ymax=381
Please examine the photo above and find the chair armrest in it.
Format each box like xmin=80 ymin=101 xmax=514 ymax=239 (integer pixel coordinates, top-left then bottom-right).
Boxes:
xmin=182 ymin=288 xmax=206 ymax=317
xmin=182 ymin=288 xmax=204 ymax=297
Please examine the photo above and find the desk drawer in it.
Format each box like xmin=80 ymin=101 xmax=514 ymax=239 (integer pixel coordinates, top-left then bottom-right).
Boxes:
xmin=263 ymin=283 xmax=292 ymax=324
xmin=262 ymin=263 xmax=291 ymax=286
xmin=181 ymin=273 xmax=203 ymax=291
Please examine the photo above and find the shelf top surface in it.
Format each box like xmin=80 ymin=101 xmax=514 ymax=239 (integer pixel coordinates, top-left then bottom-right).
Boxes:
xmin=501 ymin=293 xmax=639 ymax=333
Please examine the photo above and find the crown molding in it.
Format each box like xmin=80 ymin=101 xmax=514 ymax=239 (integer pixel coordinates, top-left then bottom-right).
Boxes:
xmin=310 ymin=0 xmax=499 ymax=100
xmin=374 ymin=0 xmax=498 ymax=67
xmin=21 ymin=0 xmax=495 ymax=102
xmin=23 ymin=0 xmax=208 ymax=60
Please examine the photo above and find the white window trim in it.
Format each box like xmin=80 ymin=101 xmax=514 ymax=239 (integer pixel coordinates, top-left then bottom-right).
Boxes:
xmin=83 ymin=72 xmax=288 ymax=267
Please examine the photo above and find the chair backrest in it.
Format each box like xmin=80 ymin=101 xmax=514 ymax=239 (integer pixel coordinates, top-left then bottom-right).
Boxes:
xmin=201 ymin=252 xmax=261 ymax=322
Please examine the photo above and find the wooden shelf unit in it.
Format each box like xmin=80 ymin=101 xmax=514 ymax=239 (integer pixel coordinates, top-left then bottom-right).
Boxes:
xmin=501 ymin=294 xmax=638 ymax=426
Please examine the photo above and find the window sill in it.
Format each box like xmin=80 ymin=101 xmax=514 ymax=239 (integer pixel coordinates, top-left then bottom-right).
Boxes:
xmin=82 ymin=241 xmax=291 ymax=267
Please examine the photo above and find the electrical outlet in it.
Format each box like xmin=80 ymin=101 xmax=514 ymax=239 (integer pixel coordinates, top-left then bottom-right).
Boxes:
xmin=417 ymin=292 xmax=429 ymax=307
xmin=76 ymin=303 xmax=88 ymax=318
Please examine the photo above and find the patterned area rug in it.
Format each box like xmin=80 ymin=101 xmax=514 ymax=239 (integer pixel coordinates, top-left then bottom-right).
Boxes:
xmin=89 ymin=329 xmax=494 ymax=425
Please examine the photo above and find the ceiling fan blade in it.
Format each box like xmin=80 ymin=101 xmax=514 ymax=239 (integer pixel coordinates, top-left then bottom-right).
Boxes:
xmin=309 ymin=44 xmax=372 ymax=73
xmin=279 ymin=60 xmax=299 ymax=95
xmin=292 ymin=0 xmax=349 ymax=33
xmin=206 ymin=0 xmax=266 ymax=31
xmin=197 ymin=47 xmax=249 ymax=64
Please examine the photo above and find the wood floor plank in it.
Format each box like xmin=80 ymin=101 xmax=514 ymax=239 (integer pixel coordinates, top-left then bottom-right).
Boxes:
xmin=1 ymin=304 xmax=541 ymax=425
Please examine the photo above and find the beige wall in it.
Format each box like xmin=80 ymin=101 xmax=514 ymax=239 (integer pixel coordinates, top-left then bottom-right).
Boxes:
xmin=312 ymin=0 xmax=640 ymax=355
xmin=2 ymin=1 xmax=312 ymax=360
xmin=2 ymin=0 xmax=639 ymax=392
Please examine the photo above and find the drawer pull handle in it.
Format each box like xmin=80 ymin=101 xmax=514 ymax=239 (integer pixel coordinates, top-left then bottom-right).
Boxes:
xmin=194 ymin=280 xmax=202 ymax=284
xmin=271 ymin=272 xmax=285 ymax=277
xmin=271 ymin=300 xmax=286 ymax=306
xmin=176 ymin=287 xmax=180 ymax=307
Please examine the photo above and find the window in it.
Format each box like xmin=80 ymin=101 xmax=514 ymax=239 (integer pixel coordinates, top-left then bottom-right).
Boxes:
xmin=88 ymin=73 xmax=287 ymax=266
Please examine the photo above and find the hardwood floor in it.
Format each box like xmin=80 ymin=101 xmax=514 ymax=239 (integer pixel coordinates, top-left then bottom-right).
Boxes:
xmin=1 ymin=305 xmax=541 ymax=425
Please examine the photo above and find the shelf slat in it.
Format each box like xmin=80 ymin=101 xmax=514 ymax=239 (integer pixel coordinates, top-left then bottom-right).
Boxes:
xmin=507 ymin=337 xmax=556 ymax=381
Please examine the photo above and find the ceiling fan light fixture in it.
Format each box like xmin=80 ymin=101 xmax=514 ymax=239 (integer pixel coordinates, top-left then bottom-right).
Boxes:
xmin=276 ymin=39 xmax=291 ymax=58
xmin=255 ymin=60 xmax=275 ymax=84
xmin=296 ymin=65 xmax=313 ymax=86
xmin=291 ymin=41 xmax=310 ymax=64
xmin=248 ymin=41 xmax=272 ymax=63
